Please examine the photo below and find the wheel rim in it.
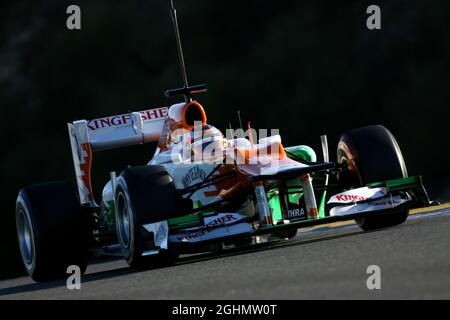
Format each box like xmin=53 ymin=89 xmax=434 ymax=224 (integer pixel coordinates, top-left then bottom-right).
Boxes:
xmin=117 ymin=192 xmax=131 ymax=248
xmin=337 ymin=141 xmax=363 ymax=187
xmin=17 ymin=208 xmax=34 ymax=266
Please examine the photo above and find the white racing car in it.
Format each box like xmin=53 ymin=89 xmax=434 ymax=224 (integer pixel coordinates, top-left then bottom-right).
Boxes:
xmin=15 ymin=0 xmax=435 ymax=282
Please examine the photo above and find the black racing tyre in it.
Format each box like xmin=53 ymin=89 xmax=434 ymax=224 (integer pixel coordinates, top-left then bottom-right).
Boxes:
xmin=115 ymin=165 xmax=182 ymax=268
xmin=337 ymin=125 xmax=409 ymax=231
xmin=16 ymin=181 xmax=87 ymax=282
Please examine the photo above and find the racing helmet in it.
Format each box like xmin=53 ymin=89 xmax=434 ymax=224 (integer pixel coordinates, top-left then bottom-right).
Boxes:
xmin=188 ymin=124 xmax=226 ymax=160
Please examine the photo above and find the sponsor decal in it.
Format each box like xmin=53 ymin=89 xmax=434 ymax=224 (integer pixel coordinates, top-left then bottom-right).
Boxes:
xmin=369 ymin=199 xmax=401 ymax=206
xmin=178 ymin=230 xmax=206 ymax=242
xmin=329 ymin=195 xmax=408 ymax=216
xmin=172 ymin=222 xmax=252 ymax=243
xmin=287 ymin=208 xmax=305 ymax=220
xmin=87 ymin=107 xmax=168 ymax=131
xmin=328 ymin=186 xmax=386 ymax=204
xmin=335 ymin=194 xmax=367 ymax=202
xmin=203 ymin=214 xmax=237 ymax=228
xmin=176 ymin=214 xmax=238 ymax=241
xmin=181 ymin=166 xmax=207 ymax=188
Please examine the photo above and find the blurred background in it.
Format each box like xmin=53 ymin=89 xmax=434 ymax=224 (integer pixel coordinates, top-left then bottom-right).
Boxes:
xmin=1 ymin=0 xmax=449 ymax=279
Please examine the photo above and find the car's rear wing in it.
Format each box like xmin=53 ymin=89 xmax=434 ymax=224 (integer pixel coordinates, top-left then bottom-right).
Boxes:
xmin=68 ymin=106 xmax=168 ymax=205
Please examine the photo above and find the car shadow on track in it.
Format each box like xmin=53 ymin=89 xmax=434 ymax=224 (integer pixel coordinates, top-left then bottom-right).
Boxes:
xmin=0 ymin=227 xmax=373 ymax=297
xmin=176 ymin=228 xmax=368 ymax=266
xmin=0 ymin=265 xmax=138 ymax=297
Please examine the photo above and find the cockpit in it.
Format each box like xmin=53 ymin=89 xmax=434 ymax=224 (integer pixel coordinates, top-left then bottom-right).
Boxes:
xmin=152 ymin=100 xmax=288 ymax=166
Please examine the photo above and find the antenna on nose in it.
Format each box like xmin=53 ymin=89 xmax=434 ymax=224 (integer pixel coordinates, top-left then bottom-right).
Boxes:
xmin=165 ymin=0 xmax=207 ymax=102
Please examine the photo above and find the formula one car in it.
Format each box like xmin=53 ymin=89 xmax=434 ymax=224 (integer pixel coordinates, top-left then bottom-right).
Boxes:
xmin=15 ymin=1 xmax=434 ymax=282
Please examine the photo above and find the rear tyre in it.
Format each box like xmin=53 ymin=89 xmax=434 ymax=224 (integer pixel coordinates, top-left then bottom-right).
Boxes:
xmin=337 ymin=125 xmax=409 ymax=231
xmin=115 ymin=166 xmax=182 ymax=268
xmin=16 ymin=182 xmax=87 ymax=282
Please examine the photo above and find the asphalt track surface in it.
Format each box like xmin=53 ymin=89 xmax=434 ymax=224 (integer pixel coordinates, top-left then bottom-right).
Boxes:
xmin=1 ymin=205 xmax=449 ymax=299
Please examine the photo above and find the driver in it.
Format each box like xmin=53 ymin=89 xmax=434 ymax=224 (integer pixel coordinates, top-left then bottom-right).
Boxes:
xmin=186 ymin=122 xmax=225 ymax=162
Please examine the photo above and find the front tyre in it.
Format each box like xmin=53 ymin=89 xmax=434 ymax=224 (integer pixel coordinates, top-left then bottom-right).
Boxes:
xmin=115 ymin=166 xmax=180 ymax=268
xmin=16 ymin=182 xmax=87 ymax=282
xmin=337 ymin=125 xmax=409 ymax=231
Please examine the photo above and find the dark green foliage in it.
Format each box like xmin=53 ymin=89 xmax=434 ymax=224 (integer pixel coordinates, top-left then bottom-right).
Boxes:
xmin=1 ymin=0 xmax=449 ymax=278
